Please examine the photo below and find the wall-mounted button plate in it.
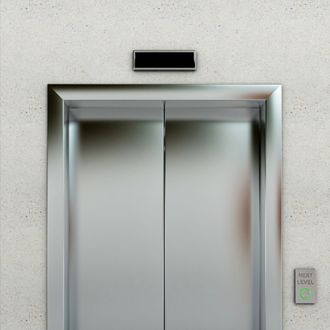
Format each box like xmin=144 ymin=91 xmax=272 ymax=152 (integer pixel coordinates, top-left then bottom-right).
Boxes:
xmin=133 ymin=50 xmax=197 ymax=71
xmin=294 ymin=268 xmax=316 ymax=304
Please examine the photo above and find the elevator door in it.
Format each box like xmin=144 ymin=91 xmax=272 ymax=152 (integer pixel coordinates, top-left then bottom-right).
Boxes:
xmin=68 ymin=100 xmax=260 ymax=330
xmin=165 ymin=101 xmax=260 ymax=330
xmin=68 ymin=101 xmax=164 ymax=330
xmin=48 ymin=85 xmax=282 ymax=330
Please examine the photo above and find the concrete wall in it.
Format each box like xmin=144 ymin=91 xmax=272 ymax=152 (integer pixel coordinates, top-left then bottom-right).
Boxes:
xmin=1 ymin=1 xmax=329 ymax=329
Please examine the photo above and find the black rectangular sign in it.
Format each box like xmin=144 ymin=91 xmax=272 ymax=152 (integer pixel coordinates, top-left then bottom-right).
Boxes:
xmin=133 ymin=50 xmax=196 ymax=71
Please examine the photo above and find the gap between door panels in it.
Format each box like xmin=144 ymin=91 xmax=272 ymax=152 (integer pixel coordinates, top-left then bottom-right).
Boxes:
xmin=163 ymin=100 xmax=166 ymax=330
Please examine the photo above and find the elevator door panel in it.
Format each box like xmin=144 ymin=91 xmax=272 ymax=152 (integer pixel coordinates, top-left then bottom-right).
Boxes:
xmin=165 ymin=101 xmax=260 ymax=330
xmin=69 ymin=102 xmax=164 ymax=330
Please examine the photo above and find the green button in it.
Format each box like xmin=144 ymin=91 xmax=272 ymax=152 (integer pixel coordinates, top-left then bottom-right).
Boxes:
xmin=299 ymin=287 xmax=312 ymax=301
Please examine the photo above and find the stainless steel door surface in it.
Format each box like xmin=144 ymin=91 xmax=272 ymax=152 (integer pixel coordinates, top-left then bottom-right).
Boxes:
xmin=68 ymin=101 xmax=164 ymax=330
xmin=165 ymin=101 xmax=260 ymax=330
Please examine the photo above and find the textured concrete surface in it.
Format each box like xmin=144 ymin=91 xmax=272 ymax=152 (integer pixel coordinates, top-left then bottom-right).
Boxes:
xmin=0 ymin=0 xmax=330 ymax=329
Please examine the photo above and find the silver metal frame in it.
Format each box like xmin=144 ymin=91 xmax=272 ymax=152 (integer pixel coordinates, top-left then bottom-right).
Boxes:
xmin=47 ymin=84 xmax=282 ymax=330
xmin=132 ymin=50 xmax=197 ymax=71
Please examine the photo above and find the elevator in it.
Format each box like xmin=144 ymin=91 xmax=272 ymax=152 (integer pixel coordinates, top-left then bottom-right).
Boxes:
xmin=47 ymin=85 xmax=282 ymax=330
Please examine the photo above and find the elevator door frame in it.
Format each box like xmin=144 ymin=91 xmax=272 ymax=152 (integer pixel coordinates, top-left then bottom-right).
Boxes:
xmin=47 ymin=84 xmax=282 ymax=330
